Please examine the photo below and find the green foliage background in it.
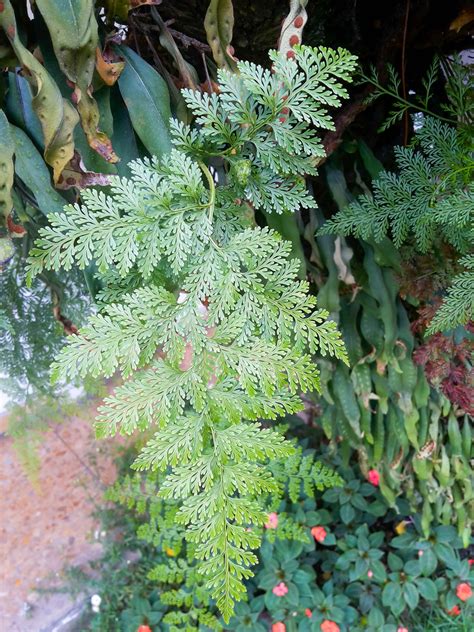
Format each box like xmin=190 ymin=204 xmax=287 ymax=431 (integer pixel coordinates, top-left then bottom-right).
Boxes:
xmin=0 ymin=0 xmax=472 ymax=629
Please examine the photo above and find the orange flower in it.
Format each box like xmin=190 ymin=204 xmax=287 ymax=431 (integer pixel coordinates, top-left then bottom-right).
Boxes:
xmin=447 ymin=605 xmax=461 ymax=616
xmin=456 ymin=582 xmax=472 ymax=602
xmin=311 ymin=525 xmax=327 ymax=543
xmin=272 ymin=623 xmax=286 ymax=632
xmin=320 ymin=620 xmax=340 ymax=632
xmin=305 ymin=608 xmax=313 ymax=618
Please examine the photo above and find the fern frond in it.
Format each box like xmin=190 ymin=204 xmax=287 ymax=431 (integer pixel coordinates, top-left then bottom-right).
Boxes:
xmin=321 ymin=117 xmax=473 ymax=253
xmin=28 ymin=45 xmax=355 ymax=620
xmin=427 ymin=255 xmax=474 ymax=333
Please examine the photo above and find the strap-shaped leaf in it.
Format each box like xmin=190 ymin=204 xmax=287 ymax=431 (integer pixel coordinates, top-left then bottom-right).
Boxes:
xmin=0 ymin=111 xmax=14 ymax=226
xmin=35 ymin=0 xmax=118 ymax=163
xmin=117 ymin=45 xmax=172 ymax=158
xmin=0 ymin=0 xmax=79 ymax=182
xmin=204 ymin=0 xmax=237 ymax=72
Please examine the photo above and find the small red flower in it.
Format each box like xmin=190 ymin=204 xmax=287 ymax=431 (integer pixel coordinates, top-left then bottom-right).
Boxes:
xmin=367 ymin=570 xmax=373 ymax=578
xmin=320 ymin=621 xmax=340 ymax=632
xmin=137 ymin=626 xmax=152 ymax=632
xmin=367 ymin=469 xmax=380 ymax=486
xmin=397 ymin=627 xmax=409 ymax=632
xmin=447 ymin=605 xmax=461 ymax=616
xmin=305 ymin=608 xmax=313 ymax=618
xmin=272 ymin=623 xmax=286 ymax=632
xmin=456 ymin=582 xmax=472 ymax=602
xmin=311 ymin=525 xmax=327 ymax=543
xmin=468 ymin=559 xmax=474 ymax=566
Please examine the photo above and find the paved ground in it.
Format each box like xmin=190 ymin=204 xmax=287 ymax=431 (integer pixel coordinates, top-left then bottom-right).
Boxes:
xmin=0 ymin=406 xmax=119 ymax=631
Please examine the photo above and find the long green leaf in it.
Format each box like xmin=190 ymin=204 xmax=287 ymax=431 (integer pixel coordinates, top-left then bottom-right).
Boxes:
xmin=117 ymin=45 xmax=172 ymax=158
xmin=4 ymin=72 xmax=43 ymax=148
xmin=11 ymin=125 xmax=66 ymax=216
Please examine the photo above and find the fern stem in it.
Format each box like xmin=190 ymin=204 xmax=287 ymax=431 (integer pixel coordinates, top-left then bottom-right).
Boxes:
xmin=198 ymin=161 xmax=216 ymax=222
xmin=361 ymin=73 xmax=456 ymax=125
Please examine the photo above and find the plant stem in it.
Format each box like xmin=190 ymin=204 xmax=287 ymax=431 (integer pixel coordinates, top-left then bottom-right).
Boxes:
xmin=198 ymin=161 xmax=216 ymax=222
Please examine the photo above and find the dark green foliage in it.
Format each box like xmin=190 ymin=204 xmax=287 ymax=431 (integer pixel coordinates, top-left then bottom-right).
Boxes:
xmin=71 ymin=447 xmax=474 ymax=632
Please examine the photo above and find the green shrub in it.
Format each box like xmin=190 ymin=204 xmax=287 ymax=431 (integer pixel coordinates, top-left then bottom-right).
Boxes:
xmin=76 ymin=445 xmax=473 ymax=632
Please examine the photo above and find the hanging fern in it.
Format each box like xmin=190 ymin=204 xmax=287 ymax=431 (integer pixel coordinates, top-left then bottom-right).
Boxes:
xmin=28 ymin=45 xmax=356 ymax=620
xmin=427 ymin=255 xmax=474 ymax=333
xmin=321 ymin=114 xmax=473 ymax=332
xmin=320 ymin=116 xmax=473 ymax=252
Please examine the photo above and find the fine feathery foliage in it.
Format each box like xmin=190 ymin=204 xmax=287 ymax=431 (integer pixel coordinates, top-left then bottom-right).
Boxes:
xmin=321 ymin=115 xmax=474 ymax=332
xmin=27 ymin=45 xmax=356 ymax=620
xmin=427 ymin=254 xmax=474 ymax=334
xmin=320 ymin=116 xmax=473 ymax=253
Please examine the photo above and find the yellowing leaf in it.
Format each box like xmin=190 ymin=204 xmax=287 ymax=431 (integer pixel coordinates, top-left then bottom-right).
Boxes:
xmin=95 ymin=46 xmax=125 ymax=86
xmin=36 ymin=0 xmax=118 ymax=163
xmin=0 ymin=111 xmax=14 ymax=225
xmin=394 ymin=520 xmax=408 ymax=535
xmin=204 ymin=0 xmax=237 ymax=71
xmin=449 ymin=7 xmax=474 ymax=33
xmin=0 ymin=0 xmax=79 ymax=182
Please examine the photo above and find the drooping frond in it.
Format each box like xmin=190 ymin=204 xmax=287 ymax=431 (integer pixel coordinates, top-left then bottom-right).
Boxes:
xmin=27 ymin=45 xmax=355 ymax=621
xmin=428 ymin=255 xmax=474 ymax=333
xmin=321 ymin=117 xmax=473 ymax=253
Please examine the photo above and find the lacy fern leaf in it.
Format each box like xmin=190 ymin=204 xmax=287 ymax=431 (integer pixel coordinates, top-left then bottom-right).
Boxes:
xmin=321 ymin=115 xmax=473 ymax=332
xmin=28 ymin=45 xmax=355 ymax=620
xmin=321 ymin=117 xmax=473 ymax=252
xmin=427 ymin=255 xmax=474 ymax=333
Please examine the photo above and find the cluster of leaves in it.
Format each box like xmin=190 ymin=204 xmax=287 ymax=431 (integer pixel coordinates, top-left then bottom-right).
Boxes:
xmin=71 ymin=447 xmax=474 ymax=632
xmin=27 ymin=44 xmax=357 ymax=619
xmin=0 ymin=0 xmax=196 ymax=432
xmin=291 ymin=153 xmax=473 ymax=544
xmin=322 ymin=59 xmax=474 ymax=333
xmin=81 ymin=442 xmax=341 ymax=631
xmin=284 ymin=63 xmax=473 ymax=544
xmin=0 ymin=0 xmax=192 ymax=337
